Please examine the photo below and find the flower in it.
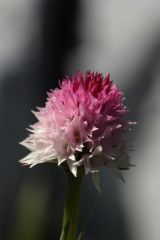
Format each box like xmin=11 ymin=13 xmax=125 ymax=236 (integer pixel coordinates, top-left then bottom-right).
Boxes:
xmin=20 ymin=71 xmax=135 ymax=190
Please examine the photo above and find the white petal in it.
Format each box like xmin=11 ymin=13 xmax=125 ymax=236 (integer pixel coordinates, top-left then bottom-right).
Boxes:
xmin=69 ymin=154 xmax=75 ymax=161
xmin=93 ymin=146 xmax=103 ymax=156
xmin=67 ymin=159 xmax=77 ymax=177
xmin=20 ymin=149 xmax=58 ymax=167
xmin=19 ymin=141 xmax=35 ymax=151
xmin=92 ymin=172 xmax=102 ymax=193
xmin=58 ymin=156 xmax=66 ymax=166
xmin=84 ymin=164 xmax=90 ymax=175
xmin=92 ymin=126 xmax=99 ymax=131
xmin=73 ymin=159 xmax=84 ymax=166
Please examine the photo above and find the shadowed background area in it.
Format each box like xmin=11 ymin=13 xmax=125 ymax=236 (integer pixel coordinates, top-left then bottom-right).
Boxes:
xmin=0 ymin=1 xmax=160 ymax=240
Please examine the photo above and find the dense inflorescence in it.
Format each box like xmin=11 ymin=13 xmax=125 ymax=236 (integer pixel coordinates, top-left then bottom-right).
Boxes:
xmin=20 ymin=71 xmax=135 ymax=188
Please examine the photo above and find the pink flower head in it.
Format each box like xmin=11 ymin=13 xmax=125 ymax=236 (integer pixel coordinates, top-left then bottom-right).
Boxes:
xmin=20 ymin=71 xmax=135 ymax=188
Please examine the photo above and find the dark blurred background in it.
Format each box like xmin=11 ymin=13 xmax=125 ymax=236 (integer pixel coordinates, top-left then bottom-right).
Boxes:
xmin=0 ymin=1 xmax=160 ymax=240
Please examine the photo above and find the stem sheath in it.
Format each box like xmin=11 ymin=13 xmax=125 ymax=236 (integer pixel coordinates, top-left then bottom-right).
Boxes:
xmin=60 ymin=169 xmax=83 ymax=240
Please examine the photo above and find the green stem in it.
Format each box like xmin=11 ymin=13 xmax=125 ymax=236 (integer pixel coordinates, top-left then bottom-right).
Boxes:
xmin=60 ymin=169 xmax=84 ymax=240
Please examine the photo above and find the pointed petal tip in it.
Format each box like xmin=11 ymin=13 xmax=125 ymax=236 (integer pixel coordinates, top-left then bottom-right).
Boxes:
xmin=67 ymin=159 xmax=77 ymax=177
xmin=92 ymin=172 xmax=102 ymax=194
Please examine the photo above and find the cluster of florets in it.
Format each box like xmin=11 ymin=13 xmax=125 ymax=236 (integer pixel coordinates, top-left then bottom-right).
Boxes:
xmin=20 ymin=71 xmax=134 ymax=189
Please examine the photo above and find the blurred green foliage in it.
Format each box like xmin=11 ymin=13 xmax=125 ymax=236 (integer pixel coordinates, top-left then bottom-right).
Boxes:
xmin=9 ymin=178 xmax=50 ymax=240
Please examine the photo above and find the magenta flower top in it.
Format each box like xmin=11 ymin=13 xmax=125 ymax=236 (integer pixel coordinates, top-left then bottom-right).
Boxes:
xmin=20 ymin=71 xmax=135 ymax=189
